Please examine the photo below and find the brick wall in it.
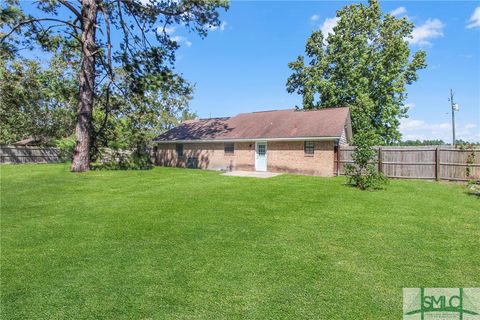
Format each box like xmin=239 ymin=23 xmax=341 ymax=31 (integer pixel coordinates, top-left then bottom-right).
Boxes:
xmin=267 ymin=141 xmax=335 ymax=176
xmin=154 ymin=142 xmax=256 ymax=172
xmin=154 ymin=140 xmax=335 ymax=176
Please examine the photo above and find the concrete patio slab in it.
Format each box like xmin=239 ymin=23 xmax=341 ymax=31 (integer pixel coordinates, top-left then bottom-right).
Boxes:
xmin=221 ymin=171 xmax=282 ymax=178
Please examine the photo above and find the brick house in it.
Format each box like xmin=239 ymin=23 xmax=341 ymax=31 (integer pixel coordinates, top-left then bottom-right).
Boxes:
xmin=153 ymin=107 xmax=352 ymax=176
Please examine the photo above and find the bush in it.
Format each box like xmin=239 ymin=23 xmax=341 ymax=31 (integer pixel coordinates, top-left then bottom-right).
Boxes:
xmin=345 ymin=163 xmax=389 ymax=190
xmin=53 ymin=136 xmax=76 ymax=162
xmin=90 ymin=149 xmax=153 ymax=170
xmin=344 ymin=131 xmax=388 ymax=190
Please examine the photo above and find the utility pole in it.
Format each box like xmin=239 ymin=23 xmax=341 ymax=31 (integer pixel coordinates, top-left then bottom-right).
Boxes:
xmin=449 ymin=89 xmax=458 ymax=147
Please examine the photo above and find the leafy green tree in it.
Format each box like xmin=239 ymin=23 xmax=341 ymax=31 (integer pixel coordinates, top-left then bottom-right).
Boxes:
xmin=392 ymin=139 xmax=479 ymax=146
xmin=0 ymin=55 xmax=77 ymax=144
xmin=394 ymin=139 xmax=446 ymax=146
xmin=286 ymin=0 xmax=427 ymax=144
xmin=1 ymin=0 xmax=228 ymax=171
xmin=92 ymin=69 xmax=196 ymax=155
xmin=455 ymin=139 xmax=480 ymax=147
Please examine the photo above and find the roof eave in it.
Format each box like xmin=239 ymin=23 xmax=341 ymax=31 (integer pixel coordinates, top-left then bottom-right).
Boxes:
xmin=153 ymin=136 xmax=341 ymax=143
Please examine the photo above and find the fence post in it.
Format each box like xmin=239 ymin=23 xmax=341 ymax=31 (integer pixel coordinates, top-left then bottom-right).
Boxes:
xmin=435 ymin=147 xmax=440 ymax=181
xmin=378 ymin=147 xmax=383 ymax=173
xmin=335 ymin=145 xmax=340 ymax=176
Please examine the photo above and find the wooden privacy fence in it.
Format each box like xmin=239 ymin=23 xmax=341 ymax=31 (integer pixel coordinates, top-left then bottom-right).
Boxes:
xmin=337 ymin=146 xmax=480 ymax=181
xmin=0 ymin=146 xmax=61 ymax=164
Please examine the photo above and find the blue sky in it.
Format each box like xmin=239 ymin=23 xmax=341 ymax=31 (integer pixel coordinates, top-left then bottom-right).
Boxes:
xmin=168 ymin=1 xmax=480 ymax=143
xmin=19 ymin=0 xmax=480 ymax=142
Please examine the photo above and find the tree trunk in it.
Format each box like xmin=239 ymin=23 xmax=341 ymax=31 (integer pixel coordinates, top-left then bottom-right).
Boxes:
xmin=71 ymin=0 xmax=97 ymax=172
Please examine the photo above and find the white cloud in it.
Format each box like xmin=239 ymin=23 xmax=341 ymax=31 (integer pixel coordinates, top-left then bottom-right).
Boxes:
xmin=459 ymin=53 xmax=473 ymax=59
xmin=156 ymin=25 xmax=180 ymax=38
xmin=164 ymin=26 xmax=176 ymax=35
xmin=400 ymin=119 xmax=429 ymax=132
xmin=220 ymin=21 xmax=227 ymax=31
xmin=180 ymin=12 xmax=195 ymax=21
xmin=466 ymin=6 xmax=480 ymax=29
xmin=400 ymin=118 xmax=480 ymax=142
xmin=156 ymin=26 xmax=191 ymax=47
xmin=171 ymin=35 xmax=192 ymax=47
xmin=320 ymin=17 xmax=340 ymax=39
xmin=310 ymin=14 xmax=320 ymax=22
xmin=409 ymin=18 xmax=445 ymax=46
xmin=390 ymin=7 xmax=407 ymax=17
xmin=208 ymin=21 xmax=227 ymax=32
xmin=404 ymin=102 xmax=415 ymax=110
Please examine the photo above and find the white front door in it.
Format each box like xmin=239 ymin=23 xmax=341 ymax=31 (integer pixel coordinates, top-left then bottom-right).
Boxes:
xmin=255 ymin=141 xmax=267 ymax=171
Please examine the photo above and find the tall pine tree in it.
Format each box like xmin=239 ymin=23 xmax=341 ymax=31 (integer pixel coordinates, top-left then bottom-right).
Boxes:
xmin=1 ymin=0 xmax=228 ymax=171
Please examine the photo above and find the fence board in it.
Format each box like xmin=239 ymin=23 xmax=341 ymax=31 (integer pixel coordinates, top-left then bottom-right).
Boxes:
xmin=338 ymin=146 xmax=480 ymax=181
xmin=439 ymin=149 xmax=480 ymax=181
xmin=0 ymin=146 xmax=61 ymax=164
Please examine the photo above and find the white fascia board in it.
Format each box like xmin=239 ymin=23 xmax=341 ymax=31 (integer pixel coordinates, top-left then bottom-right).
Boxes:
xmin=153 ymin=137 xmax=340 ymax=144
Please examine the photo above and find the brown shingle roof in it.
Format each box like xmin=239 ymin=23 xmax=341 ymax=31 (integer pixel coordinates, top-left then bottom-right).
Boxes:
xmin=13 ymin=136 xmax=50 ymax=146
xmin=154 ymin=107 xmax=350 ymax=142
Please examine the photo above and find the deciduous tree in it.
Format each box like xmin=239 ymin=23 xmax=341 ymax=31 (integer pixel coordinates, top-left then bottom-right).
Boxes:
xmin=0 ymin=55 xmax=77 ymax=144
xmin=286 ymin=0 xmax=426 ymax=144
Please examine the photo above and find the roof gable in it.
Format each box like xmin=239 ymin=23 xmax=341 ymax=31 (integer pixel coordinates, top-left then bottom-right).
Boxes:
xmin=155 ymin=107 xmax=351 ymax=142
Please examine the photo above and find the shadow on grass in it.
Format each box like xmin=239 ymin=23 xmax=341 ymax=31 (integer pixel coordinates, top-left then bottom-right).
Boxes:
xmin=465 ymin=191 xmax=480 ymax=198
xmin=342 ymin=181 xmax=388 ymax=192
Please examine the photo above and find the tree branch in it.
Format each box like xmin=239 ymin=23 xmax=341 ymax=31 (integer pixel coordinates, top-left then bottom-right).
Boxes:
xmin=116 ymin=0 xmax=140 ymax=58
xmin=99 ymin=3 xmax=113 ymax=80
xmin=122 ymin=3 xmax=153 ymax=50
xmin=122 ymin=0 xmax=193 ymax=17
xmin=58 ymin=0 xmax=82 ymax=19
xmin=0 ymin=18 xmax=80 ymax=43
xmin=92 ymin=2 xmax=115 ymax=144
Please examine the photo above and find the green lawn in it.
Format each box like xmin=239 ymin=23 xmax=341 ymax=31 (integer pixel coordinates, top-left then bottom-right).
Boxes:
xmin=1 ymin=164 xmax=478 ymax=319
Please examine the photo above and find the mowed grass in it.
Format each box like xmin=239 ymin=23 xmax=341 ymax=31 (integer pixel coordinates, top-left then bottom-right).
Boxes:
xmin=1 ymin=164 xmax=479 ymax=319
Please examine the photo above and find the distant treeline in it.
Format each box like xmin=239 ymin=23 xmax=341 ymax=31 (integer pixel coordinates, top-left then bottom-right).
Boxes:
xmin=391 ymin=139 xmax=480 ymax=146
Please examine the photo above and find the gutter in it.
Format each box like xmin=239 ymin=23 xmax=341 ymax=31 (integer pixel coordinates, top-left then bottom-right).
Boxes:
xmin=153 ymin=136 xmax=341 ymax=143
